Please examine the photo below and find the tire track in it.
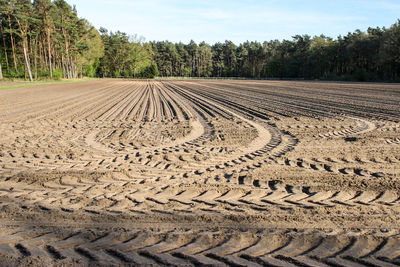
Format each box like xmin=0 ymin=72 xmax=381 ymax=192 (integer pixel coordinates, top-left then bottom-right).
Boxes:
xmin=318 ymin=117 xmax=376 ymax=138
xmin=0 ymin=79 xmax=399 ymax=266
xmin=0 ymin=226 xmax=399 ymax=266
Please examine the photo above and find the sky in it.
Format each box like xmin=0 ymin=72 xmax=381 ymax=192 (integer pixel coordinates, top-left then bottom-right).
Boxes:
xmin=66 ymin=0 xmax=400 ymax=44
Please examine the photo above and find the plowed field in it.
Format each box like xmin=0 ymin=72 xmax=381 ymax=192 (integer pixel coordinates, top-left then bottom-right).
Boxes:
xmin=0 ymin=79 xmax=399 ymax=266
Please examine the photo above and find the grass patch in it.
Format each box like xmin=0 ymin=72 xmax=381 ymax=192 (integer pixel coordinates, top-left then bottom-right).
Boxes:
xmin=0 ymin=78 xmax=97 ymax=90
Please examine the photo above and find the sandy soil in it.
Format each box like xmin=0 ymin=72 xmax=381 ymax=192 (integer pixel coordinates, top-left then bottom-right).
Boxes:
xmin=0 ymin=79 xmax=399 ymax=266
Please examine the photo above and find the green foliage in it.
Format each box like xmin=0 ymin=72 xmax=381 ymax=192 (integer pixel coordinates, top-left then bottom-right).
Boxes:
xmin=8 ymin=68 xmax=25 ymax=79
xmin=0 ymin=0 xmax=104 ymax=80
xmin=79 ymin=26 xmax=104 ymax=77
xmin=148 ymin=21 xmax=400 ymax=81
xmin=183 ymin=67 xmax=191 ymax=77
xmin=97 ymin=30 xmax=153 ymax=78
xmin=84 ymin=63 xmax=97 ymax=78
xmin=113 ymin=70 xmax=121 ymax=77
xmin=1 ymin=0 xmax=399 ymax=82
xmin=52 ymin=68 xmax=62 ymax=80
xmin=139 ymin=63 xmax=158 ymax=78
xmin=353 ymin=68 xmax=366 ymax=82
xmin=37 ymin=69 xmax=51 ymax=79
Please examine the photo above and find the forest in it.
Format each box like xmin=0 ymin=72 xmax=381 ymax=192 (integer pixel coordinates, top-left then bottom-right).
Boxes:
xmin=1 ymin=0 xmax=399 ymax=81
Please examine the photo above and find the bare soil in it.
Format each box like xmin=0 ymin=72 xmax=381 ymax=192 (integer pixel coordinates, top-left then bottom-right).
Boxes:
xmin=0 ymin=79 xmax=399 ymax=266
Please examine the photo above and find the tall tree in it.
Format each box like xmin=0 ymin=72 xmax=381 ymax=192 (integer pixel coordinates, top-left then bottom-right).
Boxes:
xmin=33 ymin=0 xmax=54 ymax=78
xmin=1 ymin=0 xmax=18 ymax=72
xmin=0 ymin=51 xmax=3 ymax=79
xmin=185 ymin=40 xmax=198 ymax=77
xmin=223 ymin=41 xmax=237 ymax=76
xmin=0 ymin=1 xmax=399 ymax=82
xmin=14 ymin=0 xmax=34 ymax=81
xmin=198 ymin=42 xmax=212 ymax=77
xmin=381 ymin=20 xmax=400 ymax=80
xmin=97 ymin=30 xmax=153 ymax=78
xmin=211 ymin=42 xmax=224 ymax=77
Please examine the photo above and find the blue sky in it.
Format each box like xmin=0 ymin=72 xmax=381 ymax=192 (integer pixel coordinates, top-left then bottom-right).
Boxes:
xmin=67 ymin=0 xmax=400 ymax=44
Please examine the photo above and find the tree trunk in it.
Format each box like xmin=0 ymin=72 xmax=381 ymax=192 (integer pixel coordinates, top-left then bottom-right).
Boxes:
xmin=61 ymin=54 xmax=66 ymax=78
xmin=1 ymin=26 xmax=10 ymax=73
xmin=2 ymin=47 xmax=9 ymax=74
xmin=8 ymin=15 xmax=18 ymax=72
xmin=0 ymin=57 xmax=3 ymax=80
xmin=29 ymin=35 xmax=36 ymax=79
xmin=66 ymin=57 xmax=71 ymax=79
xmin=70 ymin=56 xmax=75 ymax=78
xmin=47 ymin=28 xmax=53 ymax=78
xmin=43 ymin=39 xmax=48 ymax=69
xmin=33 ymin=39 xmax=38 ymax=79
xmin=62 ymin=29 xmax=71 ymax=79
xmin=38 ymin=41 xmax=43 ymax=70
xmin=23 ymin=38 xmax=33 ymax=81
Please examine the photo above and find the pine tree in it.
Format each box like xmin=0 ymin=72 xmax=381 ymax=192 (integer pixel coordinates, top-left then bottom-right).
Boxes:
xmin=14 ymin=0 xmax=34 ymax=81
xmin=33 ymin=0 xmax=54 ymax=78
xmin=0 ymin=53 xmax=3 ymax=79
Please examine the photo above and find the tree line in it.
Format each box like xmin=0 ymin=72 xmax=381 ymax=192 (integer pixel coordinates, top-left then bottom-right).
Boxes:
xmin=151 ymin=23 xmax=400 ymax=82
xmin=0 ymin=0 xmax=158 ymax=80
xmin=96 ymin=28 xmax=158 ymax=78
xmin=1 ymin=0 xmax=399 ymax=81
xmin=0 ymin=0 xmax=106 ymax=80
